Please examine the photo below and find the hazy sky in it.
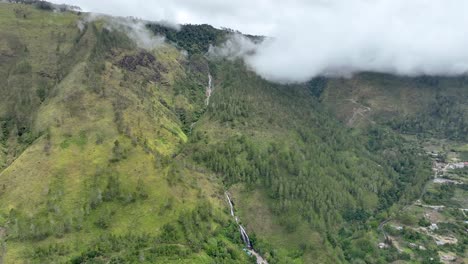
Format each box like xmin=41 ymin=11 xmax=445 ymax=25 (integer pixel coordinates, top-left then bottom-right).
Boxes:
xmin=53 ymin=0 xmax=468 ymax=83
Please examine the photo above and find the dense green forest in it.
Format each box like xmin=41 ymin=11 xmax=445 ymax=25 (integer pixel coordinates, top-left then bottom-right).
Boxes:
xmin=0 ymin=2 xmax=467 ymax=263
xmin=146 ymin=23 xmax=262 ymax=55
xmin=186 ymin=60 xmax=433 ymax=263
xmin=389 ymin=94 xmax=468 ymax=141
xmin=147 ymin=23 xmax=227 ymax=54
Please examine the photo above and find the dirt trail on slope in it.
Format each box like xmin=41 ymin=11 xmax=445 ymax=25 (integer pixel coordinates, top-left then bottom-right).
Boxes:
xmin=345 ymin=99 xmax=373 ymax=126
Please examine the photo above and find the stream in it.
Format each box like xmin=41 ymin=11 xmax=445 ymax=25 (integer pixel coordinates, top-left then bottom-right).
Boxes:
xmin=205 ymin=74 xmax=213 ymax=106
xmin=199 ymin=74 xmax=267 ymax=263
xmin=190 ymin=73 xmax=213 ymax=134
xmin=225 ymin=192 xmax=268 ymax=264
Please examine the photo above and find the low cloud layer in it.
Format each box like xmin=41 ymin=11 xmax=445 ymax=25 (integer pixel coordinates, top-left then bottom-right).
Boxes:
xmin=109 ymin=18 xmax=165 ymax=50
xmin=208 ymin=34 xmax=257 ymax=59
xmin=79 ymin=14 xmax=165 ymax=50
xmin=245 ymin=0 xmax=468 ymax=82
xmin=55 ymin=0 xmax=468 ymax=83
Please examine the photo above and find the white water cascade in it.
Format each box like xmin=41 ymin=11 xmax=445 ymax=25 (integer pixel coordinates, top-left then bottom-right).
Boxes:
xmin=239 ymin=224 xmax=252 ymax=249
xmin=205 ymin=74 xmax=213 ymax=106
xmin=225 ymin=192 xmax=268 ymax=264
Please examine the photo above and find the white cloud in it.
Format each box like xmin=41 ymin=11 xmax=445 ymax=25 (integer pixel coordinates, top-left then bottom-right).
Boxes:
xmin=244 ymin=0 xmax=468 ymax=82
xmin=53 ymin=0 xmax=468 ymax=83
xmin=111 ymin=18 xmax=165 ymax=50
xmin=78 ymin=13 xmax=165 ymax=49
xmin=207 ymin=34 xmax=257 ymax=59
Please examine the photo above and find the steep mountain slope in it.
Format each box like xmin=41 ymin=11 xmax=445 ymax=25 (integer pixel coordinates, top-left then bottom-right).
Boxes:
xmin=0 ymin=3 xmax=253 ymax=263
xmin=186 ymin=60 xmax=436 ymax=263
xmin=0 ymin=2 xmax=465 ymax=264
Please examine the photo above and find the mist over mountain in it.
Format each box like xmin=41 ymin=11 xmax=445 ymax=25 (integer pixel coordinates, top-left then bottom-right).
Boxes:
xmin=1 ymin=1 xmax=467 ymax=264
xmin=245 ymin=0 xmax=468 ymax=82
xmin=55 ymin=0 xmax=468 ymax=83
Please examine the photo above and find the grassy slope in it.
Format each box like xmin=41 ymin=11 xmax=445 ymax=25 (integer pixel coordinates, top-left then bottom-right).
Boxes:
xmin=0 ymin=8 xmax=376 ymax=261
xmin=0 ymin=3 xmax=77 ymax=170
xmin=0 ymin=3 xmax=462 ymax=264
xmin=0 ymin=4 xmax=252 ymax=263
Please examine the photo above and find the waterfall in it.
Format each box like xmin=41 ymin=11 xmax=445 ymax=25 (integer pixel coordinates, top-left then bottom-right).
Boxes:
xmin=205 ymin=74 xmax=213 ymax=106
xmin=225 ymin=192 xmax=235 ymax=218
xmin=224 ymin=192 xmax=268 ymax=263
xmin=225 ymin=192 xmax=250 ymax=247
xmin=190 ymin=73 xmax=213 ymax=133
xmin=239 ymin=224 xmax=252 ymax=249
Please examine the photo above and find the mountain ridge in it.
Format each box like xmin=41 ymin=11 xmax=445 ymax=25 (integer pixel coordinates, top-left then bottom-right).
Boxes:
xmin=0 ymin=2 xmax=466 ymax=263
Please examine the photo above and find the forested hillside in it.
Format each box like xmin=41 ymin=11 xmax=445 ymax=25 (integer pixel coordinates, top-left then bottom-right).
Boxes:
xmin=187 ymin=61 xmax=433 ymax=263
xmin=0 ymin=3 xmax=254 ymax=263
xmin=321 ymin=73 xmax=468 ymax=140
xmin=0 ymin=2 xmax=466 ymax=264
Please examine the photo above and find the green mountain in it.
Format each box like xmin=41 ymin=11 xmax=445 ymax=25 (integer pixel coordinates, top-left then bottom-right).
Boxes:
xmin=0 ymin=2 xmax=466 ymax=263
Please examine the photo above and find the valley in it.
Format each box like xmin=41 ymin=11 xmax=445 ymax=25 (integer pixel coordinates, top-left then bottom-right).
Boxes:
xmin=0 ymin=2 xmax=466 ymax=264
xmin=322 ymin=77 xmax=468 ymax=263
